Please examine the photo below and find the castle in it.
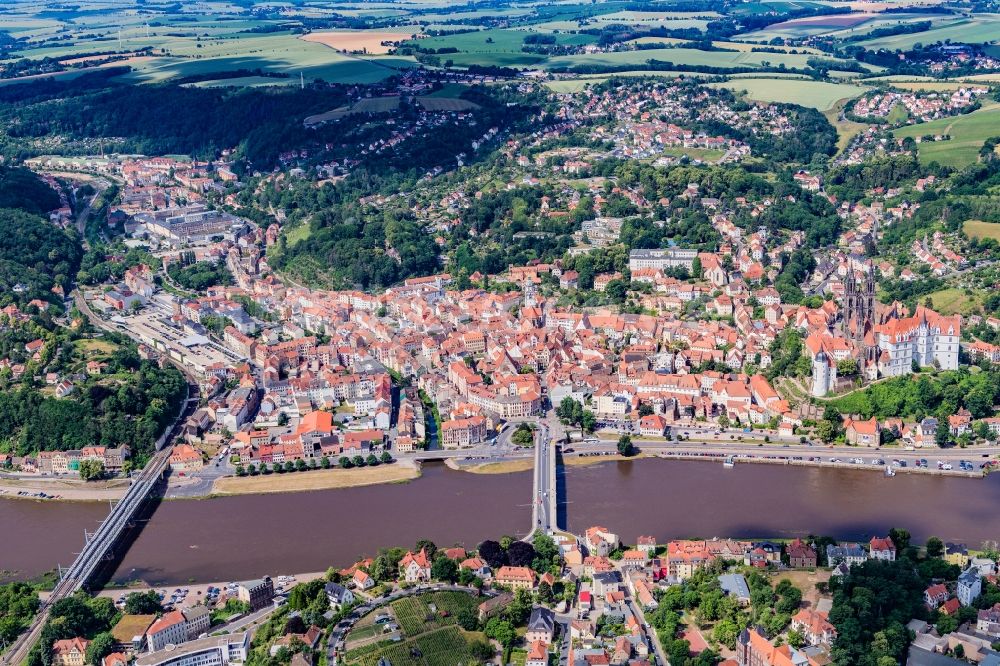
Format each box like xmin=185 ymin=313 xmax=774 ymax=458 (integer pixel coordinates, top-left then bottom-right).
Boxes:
xmin=808 ymin=263 xmax=960 ymax=397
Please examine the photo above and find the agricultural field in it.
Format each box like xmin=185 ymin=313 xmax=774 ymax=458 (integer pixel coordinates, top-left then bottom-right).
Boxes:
xmin=303 ymin=96 xmax=402 ymax=125
xmin=400 ymin=28 xmax=596 ymax=68
xmin=416 ymin=97 xmax=480 ymax=111
xmin=709 ymin=78 xmax=869 ymax=110
xmin=964 ymin=220 xmax=1000 ymax=241
xmin=344 ymin=593 xmax=482 ymax=666
xmin=736 ymin=12 xmax=881 ymax=41
xmin=853 ymin=15 xmax=1000 ymax=50
xmin=303 ymin=30 xmax=417 ymax=55
xmin=894 ymin=102 xmax=1000 ymax=168
xmin=348 ymin=627 xmax=475 ymax=666
xmin=545 ymin=47 xmax=858 ymax=71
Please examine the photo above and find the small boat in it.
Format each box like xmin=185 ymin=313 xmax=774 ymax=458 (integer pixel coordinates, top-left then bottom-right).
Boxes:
xmin=885 ymin=467 xmax=895 ymax=477
xmin=723 ymin=457 xmax=735 ymax=469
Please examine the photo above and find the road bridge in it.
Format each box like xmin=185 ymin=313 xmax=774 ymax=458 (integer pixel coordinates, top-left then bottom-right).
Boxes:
xmin=2 ymin=381 xmax=195 ymax=666
xmin=529 ymin=422 xmax=559 ymax=539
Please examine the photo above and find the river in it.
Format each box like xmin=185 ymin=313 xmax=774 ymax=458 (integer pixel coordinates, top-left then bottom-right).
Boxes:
xmin=2 ymin=460 xmax=999 ymax=585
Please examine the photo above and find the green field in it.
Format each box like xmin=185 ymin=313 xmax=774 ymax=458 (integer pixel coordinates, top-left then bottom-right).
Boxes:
xmin=545 ymin=47 xmax=864 ymax=72
xmin=964 ymin=220 xmax=1000 ymax=241
xmin=926 ymin=288 xmax=984 ymax=316
xmin=403 ymin=27 xmax=596 ymax=68
xmin=894 ymin=102 xmax=1000 ymax=168
xmin=708 ymin=78 xmax=869 ymax=110
xmin=854 ymin=16 xmax=1000 ymax=50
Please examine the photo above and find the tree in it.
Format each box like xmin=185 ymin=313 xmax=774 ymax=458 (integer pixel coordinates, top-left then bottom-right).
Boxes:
xmin=935 ymin=420 xmax=951 ymax=447
xmin=320 ymin=456 xmax=331 ymax=469
xmin=78 ymin=459 xmax=105 ymax=481
xmin=713 ymin=619 xmax=740 ymax=649
xmin=415 ymin=540 xmax=438 ymax=560
xmin=484 ymin=617 xmax=516 ymax=647
xmin=816 ymin=420 xmax=837 ymax=444
xmin=888 ymin=528 xmax=911 ymax=554
xmin=511 ymin=423 xmax=535 ymax=446
xmin=581 ymin=410 xmax=597 ymax=433
xmin=85 ymin=633 xmax=115 ymax=666
xmin=431 ymin=557 xmax=458 ymax=582
xmin=339 ymin=456 xmax=352 ymax=468
xmin=837 ymin=358 xmax=858 ymax=376
xmin=617 ymin=435 xmax=635 ymax=457
xmin=533 ymin=534 xmax=558 ymax=563
xmin=507 ymin=541 xmax=536 ymax=567
xmin=124 ymin=590 xmax=161 ymax=615
xmin=478 ymin=540 xmax=506 ymax=569
xmin=926 ymin=536 xmax=944 ymax=558
xmin=937 ymin=614 xmax=959 ymax=634
xmin=380 ymin=451 xmax=392 ymax=464
xmin=366 ymin=454 xmax=379 ymax=466
xmin=469 ymin=641 xmax=494 ymax=661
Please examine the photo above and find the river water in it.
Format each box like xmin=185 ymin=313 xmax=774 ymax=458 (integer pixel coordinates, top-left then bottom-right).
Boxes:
xmin=2 ymin=460 xmax=999 ymax=585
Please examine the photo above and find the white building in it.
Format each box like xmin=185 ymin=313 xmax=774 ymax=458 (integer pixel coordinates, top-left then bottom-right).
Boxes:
xmin=958 ymin=568 xmax=982 ymax=606
xmin=875 ymin=307 xmax=960 ymax=376
xmin=135 ymin=633 xmax=249 ymax=666
xmin=628 ymin=248 xmax=698 ymax=273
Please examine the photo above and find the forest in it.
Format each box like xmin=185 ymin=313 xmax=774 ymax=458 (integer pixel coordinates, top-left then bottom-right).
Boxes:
xmin=0 ymin=70 xmax=351 ymax=167
xmin=0 ymin=345 xmax=187 ymax=462
xmin=0 ymin=209 xmax=82 ymax=308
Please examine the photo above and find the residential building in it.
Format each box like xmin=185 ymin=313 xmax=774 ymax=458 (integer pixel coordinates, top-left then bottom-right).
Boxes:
xmin=237 ymin=578 xmax=274 ymax=611
xmin=825 ymin=544 xmax=867 ymax=568
xmin=526 ymin=607 xmax=556 ymax=644
xmin=324 ymin=583 xmax=355 ymax=610
xmin=182 ymin=607 xmax=211 ymax=641
xmin=958 ymin=568 xmax=982 ymax=606
xmin=790 ymin=609 xmax=836 ymax=646
xmin=495 ymin=566 xmax=537 ymax=590
xmin=53 ymin=638 xmax=90 ymax=666
xmin=146 ymin=611 xmax=188 ymax=652
xmin=869 ymin=536 xmax=896 ymax=561
xmin=399 ymin=549 xmax=432 ymax=582
xmin=787 ymin=539 xmax=817 ymax=569
xmin=977 ymin=604 xmax=1000 ymax=637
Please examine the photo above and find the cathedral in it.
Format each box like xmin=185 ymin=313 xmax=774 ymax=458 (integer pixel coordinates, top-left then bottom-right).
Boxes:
xmin=808 ymin=262 xmax=961 ymax=397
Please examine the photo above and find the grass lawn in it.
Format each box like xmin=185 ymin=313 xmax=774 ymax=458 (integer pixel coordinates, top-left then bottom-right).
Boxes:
xmin=709 ymin=78 xmax=868 ymax=110
xmin=926 ymin=287 xmax=983 ymax=316
xmin=212 ymin=464 xmax=419 ymax=495
xmin=75 ymin=338 xmax=118 ymax=357
xmin=894 ymin=102 xmax=1000 ymax=168
xmin=964 ymin=220 xmax=1000 ymax=241
xmin=283 ymin=222 xmax=313 ymax=247
xmin=657 ymin=146 xmax=726 ymax=162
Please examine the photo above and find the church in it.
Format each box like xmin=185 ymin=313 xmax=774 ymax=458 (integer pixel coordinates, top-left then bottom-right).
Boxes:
xmin=808 ymin=261 xmax=961 ymax=397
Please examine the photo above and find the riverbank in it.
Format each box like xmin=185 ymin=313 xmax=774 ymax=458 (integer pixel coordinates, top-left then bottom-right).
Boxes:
xmin=0 ymin=477 xmax=128 ymax=502
xmin=209 ymin=460 xmax=421 ymax=496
